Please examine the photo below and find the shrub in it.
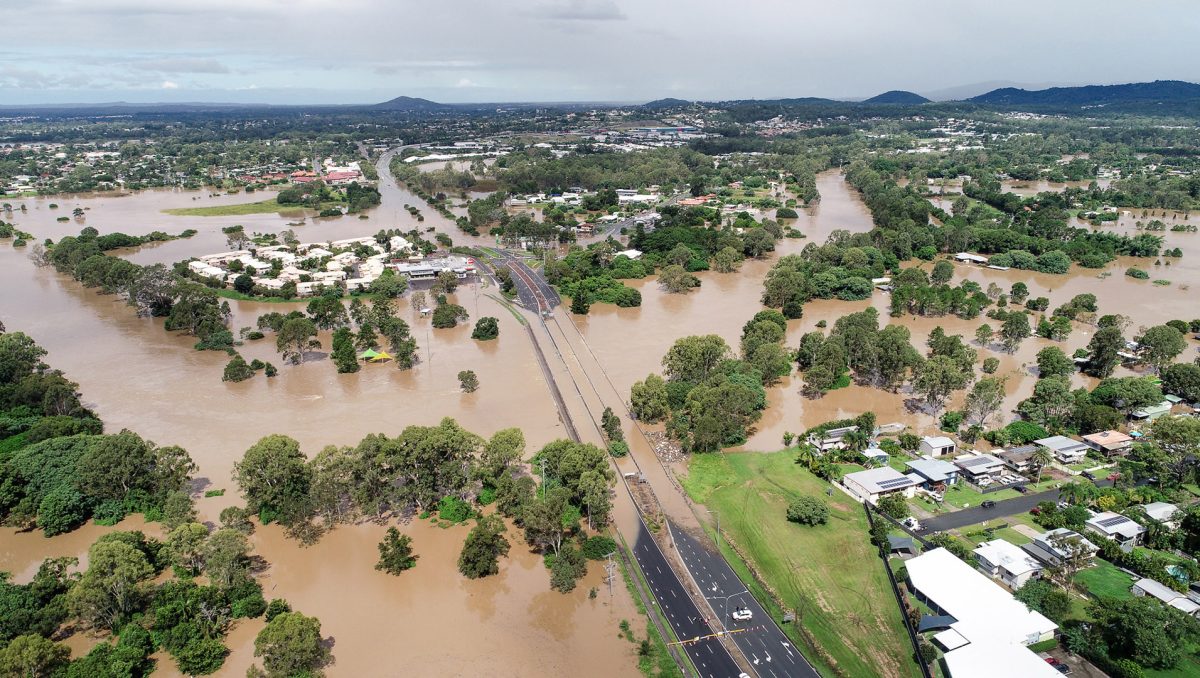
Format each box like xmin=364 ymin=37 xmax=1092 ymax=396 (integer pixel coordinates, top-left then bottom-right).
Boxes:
xmin=786 ymin=496 xmax=829 ymax=526
xmin=1125 ymin=267 xmax=1150 ymax=280
xmin=437 ymin=496 xmax=473 ymax=523
xmin=582 ymin=535 xmax=618 ymax=560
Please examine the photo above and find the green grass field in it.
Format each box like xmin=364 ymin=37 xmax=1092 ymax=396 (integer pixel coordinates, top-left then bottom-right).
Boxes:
xmin=683 ymin=452 xmax=922 ymax=678
xmin=1074 ymin=559 xmax=1134 ymax=600
xmin=163 ymin=198 xmax=309 ymax=216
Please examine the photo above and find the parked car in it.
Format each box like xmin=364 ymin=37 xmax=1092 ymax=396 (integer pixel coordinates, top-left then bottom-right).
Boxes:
xmin=1055 ymin=665 xmax=1071 ymax=675
xmin=731 ymin=607 xmax=753 ymax=622
xmin=981 ymin=500 xmax=997 ymax=509
xmin=1014 ymin=485 xmax=1029 ymax=494
xmin=902 ymin=516 xmax=922 ymax=531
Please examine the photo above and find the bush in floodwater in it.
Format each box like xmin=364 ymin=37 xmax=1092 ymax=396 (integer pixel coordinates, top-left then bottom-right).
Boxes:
xmin=437 ymin=496 xmax=473 ymax=523
xmin=1125 ymin=267 xmax=1150 ymax=280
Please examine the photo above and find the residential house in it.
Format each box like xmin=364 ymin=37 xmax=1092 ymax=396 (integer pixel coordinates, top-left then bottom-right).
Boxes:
xmin=920 ymin=435 xmax=956 ymax=457
xmin=906 ymin=458 xmax=959 ymax=489
xmin=953 ymin=454 xmax=1006 ymax=485
xmin=841 ymin=467 xmax=917 ymax=504
xmin=1143 ymin=502 xmax=1182 ymax=529
xmin=1085 ymin=511 xmax=1146 ymax=550
xmin=1131 ymin=401 xmax=1172 ymax=422
xmin=808 ymin=425 xmax=859 ymax=453
xmin=1035 ymin=435 xmax=1090 ymax=464
xmin=906 ymin=548 xmax=1059 ymax=678
xmin=862 ymin=448 xmax=889 ymax=467
xmin=974 ymin=539 xmax=1044 ymax=588
xmin=1082 ymin=430 xmax=1132 ymax=456
xmin=996 ymin=445 xmax=1039 ymax=474
xmin=1132 ymin=578 xmax=1200 ymax=617
xmin=615 ymin=249 xmax=643 ymax=260
xmin=954 ymin=252 xmax=989 ymax=265
xmin=1022 ymin=529 xmax=1098 ymax=568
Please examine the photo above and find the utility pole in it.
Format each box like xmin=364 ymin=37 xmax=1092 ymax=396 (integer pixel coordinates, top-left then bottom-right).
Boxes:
xmin=541 ymin=458 xmax=547 ymax=501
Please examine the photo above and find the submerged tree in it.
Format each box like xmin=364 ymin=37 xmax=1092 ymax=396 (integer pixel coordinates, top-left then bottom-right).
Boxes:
xmin=375 ymin=527 xmax=417 ymax=575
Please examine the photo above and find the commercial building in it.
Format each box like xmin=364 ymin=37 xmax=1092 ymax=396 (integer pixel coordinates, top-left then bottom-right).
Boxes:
xmin=907 ymin=548 xmax=1059 ymax=678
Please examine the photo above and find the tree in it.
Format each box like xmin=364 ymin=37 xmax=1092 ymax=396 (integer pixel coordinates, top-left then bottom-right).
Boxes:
xmin=68 ymin=537 xmax=154 ymax=630
xmin=1091 ymin=376 xmax=1163 ymax=415
xmin=223 ymin=354 xmax=255 ymax=382
xmin=0 ymin=634 xmax=70 ymax=678
xmin=458 ymin=515 xmax=510 ymax=579
xmin=1161 ymin=363 xmax=1200 ymax=403
xmin=630 ymin=374 xmax=670 ymax=423
xmin=912 ymin=355 xmax=971 ymax=409
xmin=203 ymin=528 xmax=251 ymax=589
xmin=276 ymin=317 xmax=320 ymax=365
xmin=165 ymin=522 xmax=209 ymax=574
xmin=431 ymin=270 xmax=459 ymax=296
xmin=982 ymin=357 xmax=1000 ymax=374
xmin=252 ymin=611 xmax=329 ymax=678
xmin=974 ymin=323 xmax=994 ymax=347
xmin=964 ymin=377 xmax=1006 ymax=427
xmin=431 ymin=303 xmax=468 ymax=329
xmin=522 ymin=487 xmax=571 ymax=556
xmin=233 ymin=435 xmax=312 ymax=526
xmin=876 ymin=493 xmax=908 ymax=519
xmin=1010 ymin=282 xmax=1029 ymax=305
xmin=786 ymin=496 xmax=829 ymax=526
xmin=305 ymin=293 xmax=349 ymax=331
xmin=1150 ymin=416 xmax=1200 ymax=486
xmin=1083 ymin=326 xmax=1125 ymax=378
xmin=930 ymin=260 xmax=954 ymax=285
xmin=999 ymin=312 xmax=1032 ymax=353
xmin=471 ymin=317 xmax=499 ymax=340
xmin=658 ymin=265 xmax=700 ymax=294
xmin=1036 ymin=346 xmax=1074 ymax=379
xmin=1031 ymin=446 xmax=1054 ymax=483
xmin=1090 ymin=596 xmax=1200 ymax=670
xmin=1018 ymin=377 xmax=1076 ymax=431
xmin=233 ymin=273 xmax=254 ymax=295
xmin=76 ymin=430 xmax=195 ymax=506
xmin=712 ymin=246 xmax=744 ymax=273
xmin=330 ymin=328 xmax=359 ymax=374
xmin=375 ymin=527 xmax=417 ymax=574
xmin=569 ymin=292 xmax=590 ymax=315
xmin=457 ymin=370 xmax=479 ymax=393
xmin=1014 ymin=579 xmax=1070 ymax=622
xmin=1139 ymin=324 xmax=1188 ymax=373
xmin=661 ymin=335 xmax=731 ymax=384
xmin=549 ymin=544 xmax=587 ymax=593
xmin=368 ymin=270 xmax=407 ymax=299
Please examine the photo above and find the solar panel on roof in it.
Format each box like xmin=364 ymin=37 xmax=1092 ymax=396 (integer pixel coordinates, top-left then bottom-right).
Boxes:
xmin=877 ymin=477 xmax=913 ymax=489
xmin=1097 ymin=516 xmax=1131 ymax=528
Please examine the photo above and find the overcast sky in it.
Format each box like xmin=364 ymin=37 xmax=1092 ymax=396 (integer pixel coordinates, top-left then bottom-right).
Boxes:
xmin=2 ymin=0 xmax=1198 ymax=105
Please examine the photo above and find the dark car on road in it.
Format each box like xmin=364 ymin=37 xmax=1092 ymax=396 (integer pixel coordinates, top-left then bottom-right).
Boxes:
xmin=981 ymin=500 xmax=997 ymax=509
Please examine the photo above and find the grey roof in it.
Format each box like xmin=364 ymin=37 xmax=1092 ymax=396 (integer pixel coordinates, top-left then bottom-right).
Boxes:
xmin=888 ymin=535 xmax=918 ymax=553
xmin=955 ymin=454 xmax=1003 ymax=471
xmin=918 ymin=614 xmax=958 ymax=632
xmin=844 ymin=466 xmax=917 ymax=494
xmin=1035 ymin=435 xmax=1088 ymax=452
xmin=907 ymin=458 xmax=958 ymax=482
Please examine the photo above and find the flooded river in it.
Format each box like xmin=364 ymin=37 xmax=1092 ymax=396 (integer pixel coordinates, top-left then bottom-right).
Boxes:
xmin=1 ymin=159 xmax=1196 ymax=673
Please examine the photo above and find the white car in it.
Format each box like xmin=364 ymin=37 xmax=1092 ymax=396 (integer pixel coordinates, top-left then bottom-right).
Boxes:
xmin=731 ymin=607 xmax=753 ymax=622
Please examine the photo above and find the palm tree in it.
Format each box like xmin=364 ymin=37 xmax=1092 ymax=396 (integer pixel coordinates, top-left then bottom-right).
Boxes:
xmin=1032 ymin=447 xmax=1054 ymax=484
xmin=1058 ymin=480 xmax=1097 ymax=507
xmin=795 ymin=444 xmax=819 ymax=471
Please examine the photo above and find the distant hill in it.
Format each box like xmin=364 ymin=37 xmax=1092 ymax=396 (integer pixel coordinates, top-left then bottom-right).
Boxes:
xmin=372 ymin=96 xmax=451 ymax=112
xmin=641 ymin=97 xmax=690 ymax=109
xmin=969 ymin=80 xmax=1200 ymax=106
xmin=863 ymin=90 xmax=930 ymax=105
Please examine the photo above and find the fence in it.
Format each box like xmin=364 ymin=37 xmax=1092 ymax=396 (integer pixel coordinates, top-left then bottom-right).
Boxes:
xmin=864 ymin=504 xmax=935 ymax=678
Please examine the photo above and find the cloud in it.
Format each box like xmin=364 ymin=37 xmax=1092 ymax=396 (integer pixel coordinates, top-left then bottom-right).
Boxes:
xmin=131 ymin=57 xmax=229 ymax=74
xmin=455 ymin=78 xmax=479 ymax=88
xmin=536 ymin=0 xmax=626 ymax=21
xmin=160 ymin=80 xmax=179 ymax=89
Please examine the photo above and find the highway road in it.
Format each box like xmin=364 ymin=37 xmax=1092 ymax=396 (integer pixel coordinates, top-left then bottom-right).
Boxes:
xmin=632 ymin=521 xmax=745 ymax=678
xmin=671 ymin=524 xmax=820 ymax=678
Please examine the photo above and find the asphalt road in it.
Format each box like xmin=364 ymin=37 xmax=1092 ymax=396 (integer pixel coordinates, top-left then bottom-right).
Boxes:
xmin=920 ymin=487 xmax=1061 ymax=533
xmin=632 ymin=522 xmax=744 ymax=678
xmin=484 ymin=248 xmax=561 ymax=311
xmin=670 ymin=523 xmax=820 ymax=678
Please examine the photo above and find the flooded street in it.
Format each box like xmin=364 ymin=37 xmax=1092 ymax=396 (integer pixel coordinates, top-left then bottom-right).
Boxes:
xmin=2 ymin=159 xmax=1197 ymax=672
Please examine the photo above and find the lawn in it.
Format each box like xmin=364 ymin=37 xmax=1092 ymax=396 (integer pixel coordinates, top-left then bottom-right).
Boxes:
xmin=936 ymin=478 xmax=1060 ymax=510
xmin=163 ymin=197 xmax=311 ymax=216
xmin=1074 ymin=559 xmax=1135 ymax=601
xmin=683 ymin=452 xmax=922 ymax=678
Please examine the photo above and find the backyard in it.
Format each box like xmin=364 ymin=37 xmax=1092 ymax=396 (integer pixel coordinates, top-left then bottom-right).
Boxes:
xmin=683 ymin=451 xmax=923 ymax=678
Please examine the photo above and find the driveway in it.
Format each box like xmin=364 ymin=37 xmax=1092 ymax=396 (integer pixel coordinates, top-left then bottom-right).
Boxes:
xmin=920 ymin=488 xmax=1061 ymax=533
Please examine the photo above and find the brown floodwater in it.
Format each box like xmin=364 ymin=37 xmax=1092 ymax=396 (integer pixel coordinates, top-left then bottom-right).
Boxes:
xmin=2 ymin=160 xmax=1197 ymax=673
